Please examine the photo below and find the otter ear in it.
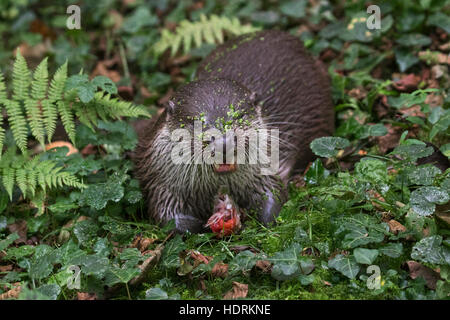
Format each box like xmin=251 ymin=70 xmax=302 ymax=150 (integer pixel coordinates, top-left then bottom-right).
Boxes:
xmin=166 ymin=100 xmax=176 ymax=115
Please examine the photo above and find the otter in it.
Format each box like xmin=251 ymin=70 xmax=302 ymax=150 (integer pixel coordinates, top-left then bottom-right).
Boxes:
xmin=134 ymin=30 xmax=334 ymax=233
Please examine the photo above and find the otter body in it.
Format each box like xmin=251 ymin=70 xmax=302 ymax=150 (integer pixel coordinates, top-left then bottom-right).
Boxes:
xmin=135 ymin=30 xmax=334 ymax=232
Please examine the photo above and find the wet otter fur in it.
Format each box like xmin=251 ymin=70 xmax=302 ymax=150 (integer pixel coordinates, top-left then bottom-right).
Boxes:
xmin=134 ymin=30 xmax=334 ymax=233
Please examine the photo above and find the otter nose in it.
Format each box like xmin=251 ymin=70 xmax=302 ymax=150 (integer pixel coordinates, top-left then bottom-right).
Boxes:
xmin=210 ymin=132 xmax=236 ymax=163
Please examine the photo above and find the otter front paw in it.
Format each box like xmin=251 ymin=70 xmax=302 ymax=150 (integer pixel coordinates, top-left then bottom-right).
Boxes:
xmin=259 ymin=192 xmax=283 ymax=226
xmin=174 ymin=213 xmax=207 ymax=234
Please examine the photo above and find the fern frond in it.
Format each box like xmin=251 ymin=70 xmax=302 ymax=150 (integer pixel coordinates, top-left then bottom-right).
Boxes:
xmin=0 ymin=153 xmax=85 ymax=200
xmin=0 ymin=73 xmax=5 ymax=157
xmin=154 ymin=14 xmax=260 ymax=56
xmin=25 ymin=157 xmax=39 ymax=197
xmin=2 ymin=166 xmax=15 ymax=200
xmin=24 ymin=99 xmax=45 ymax=146
xmin=12 ymin=49 xmax=31 ymax=102
xmin=31 ymin=58 xmax=48 ymax=100
xmin=85 ymin=92 xmax=150 ymax=120
xmin=57 ymin=100 xmax=76 ymax=144
xmin=44 ymin=61 xmax=68 ymax=142
xmin=4 ymin=99 xmax=28 ymax=153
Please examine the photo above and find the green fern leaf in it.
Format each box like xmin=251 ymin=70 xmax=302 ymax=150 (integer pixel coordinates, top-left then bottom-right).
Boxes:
xmin=15 ymin=167 xmax=28 ymax=196
xmin=12 ymin=49 xmax=31 ymax=102
xmin=57 ymin=100 xmax=76 ymax=144
xmin=154 ymin=14 xmax=260 ymax=57
xmin=24 ymin=98 xmax=45 ymax=146
xmin=4 ymin=99 xmax=28 ymax=153
xmin=44 ymin=61 xmax=68 ymax=142
xmin=2 ymin=166 xmax=15 ymax=200
xmin=0 ymin=73 xmax=5 ymax=157
xmin=31 ymin=58 xmax=48 ymax=100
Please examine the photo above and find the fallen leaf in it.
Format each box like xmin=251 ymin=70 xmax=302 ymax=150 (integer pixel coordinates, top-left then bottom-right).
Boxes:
xmin=0 ymin=284 xmax=21 ymax=300
xmin=388 ymin=219 xmax=407 ymax=234
xmin=77 ymin=292 xmax=97 ymax=300
xmin=81 ymin=144 xmax=98 ymax=156
xmin=0 ymin=265 xmax=13 ymax=272
xmin=392 ymin=74 xmax=421 ymax=92
xmin=7 ymin=220 xmax=27 ymax=244
xmin=211 ymin=262 xmax=229 ymax=278
xmin=375 ymin=123 xmax=403 ymax=154
xmin=405 ymin=261 xmax=441 ymax=290
xmin=255 ymin=260 xmax=272 ymax=273
xmin=223 ymin=282 xmax=248 ymax=299
xmin=189 ymin=250 xmax=212 ymax=265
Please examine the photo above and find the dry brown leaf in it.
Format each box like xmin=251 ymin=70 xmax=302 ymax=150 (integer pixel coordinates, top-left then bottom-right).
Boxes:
xmin=77 ymin=292 xmax=97 ymax=300
xmin=419 ymin=51 xmax=450 ymax=65
xmin=375 ymin=123 xmax=403 ymax=154
xmin=81 ymin=144 xmax=98 ymax=156
xmin=189 ymin=250 xmax=212 ymax=265
xmin=255 ymin=260 xmax=272 ymax=273
xmin=392 ymin=74 xmax=421 ymax=92
xmin=0 ymin=284 xmax=21 ymax=300
xmin=0 ymin=265 xmax=13 ymax=272
xmin=406 ymin=261 xmax=441 ymax=290
xmin=388 ymin=219 xmax=407 ymax=234
xmin=398 ymin=105 xmax=425 ymax=118
xmin=7 ymin=220 xmax=27 ymax=244
xmin=129 ymin=247 xmax=163 ymax=286
xmin=223 ymin=282 xmax=248 ymax=299
xmin=211 ymin=262 xmax=229 ymax=278
xmin=0 ymin=265 xmax=13 ymax=273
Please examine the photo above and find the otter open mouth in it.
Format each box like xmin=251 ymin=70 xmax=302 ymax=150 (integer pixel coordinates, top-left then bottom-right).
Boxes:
xmin=213 ymin=163 xmax=237 ymax=173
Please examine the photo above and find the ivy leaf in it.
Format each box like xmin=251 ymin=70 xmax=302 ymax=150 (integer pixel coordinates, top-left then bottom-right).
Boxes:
xmin=0 ymin=233 xmax=20 ymax=251
xmin=310 ymin=137 xmax=350 ymax=158
xmin=92 ymin=76 xmax=117 ymax=94
xmin=355 ymin=158 xmax=388 ymax=183
xmin=121 ymin=7 xmax=158 ymax=33
xmin=35 ymin=284 xmax=61 ymax=300
xmin=357 ymin=123 xmax=388 ymax=139
xmin=353 ymin=248 xmax=379 ymax=264
xmin=65 ymin=74 xmax=96 ymax=103
xmin=392 ymin=144 xmax=434 ymax=161
xmin=73 ymin=220 xmax=99 ymax=246
xmin=440 ymin=143 xmax=450 ymax=158
xmin=5 ymin=245 xmax=35 ymax=259
xmin=427 ymin=12 xmax=450 ymax=33
xmin=411 ymin=235 xmax=450 ymax=265
xmin=280 ymin=0 xmax=307 ymax=18
xmin=394 ymin=48 xmax=419 ymax=72
xmin=328 ymin=254 xmax=360 ymax=279
xmin=379 ymin=243 xmax=403 ymax=258
xmin=104 ymin=265 xmax=141 ymax=287
xmin=407 ymin=165 xmax=441 ymax=186
xmin=161 ymin=235 xmax=186 ymax=269
xmin=229 ymin=250 xmax=258 ymax=274
xmin=71 ymin=254 xmax=109 ymax=278
xmin=396 ymin=34 xmax=431 ymax=47
xmin=80 ymin=176 xmax=125 ymax=210
xmin=270 ymin=243 xmax=314 ymax=281
xmin=145 ymin=288 xmax=169 ymax=300
xmin=410 ymin=186 xmax=449 ymax=216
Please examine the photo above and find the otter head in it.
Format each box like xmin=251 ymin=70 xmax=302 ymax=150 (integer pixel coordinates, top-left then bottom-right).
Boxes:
xmin=164 ymin=78 xmax=266 ymax=176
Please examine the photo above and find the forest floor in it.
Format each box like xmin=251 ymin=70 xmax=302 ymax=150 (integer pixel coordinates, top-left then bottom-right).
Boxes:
xmin=0 ymin=0 xmax=449 ymax=300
